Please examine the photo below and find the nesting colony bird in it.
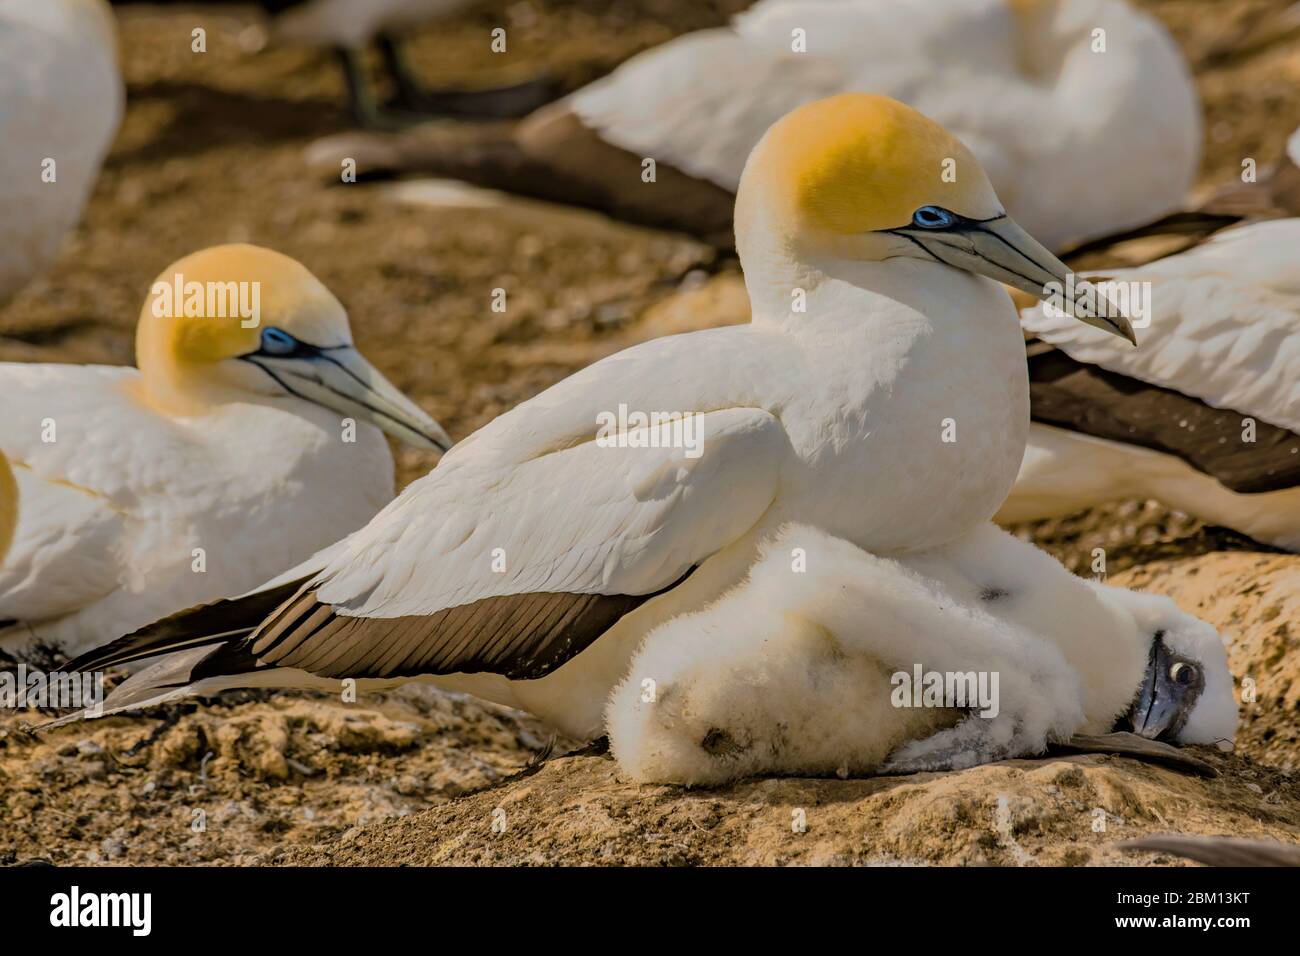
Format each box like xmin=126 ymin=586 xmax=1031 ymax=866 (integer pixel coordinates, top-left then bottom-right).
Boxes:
xmin=316 ymin=0 xmax=1199 ymax=250
xmin=0 ymin=244 xmax=450 ymax=657
xmin=52 ymin=95 xmax=1133 ymax=740
xmin=0 ymin=0 xmax=123 ymax=306
xmin=110 ymin=0 xmax=558 ymax=127
xmin=609 ymin=523 xmax=1236 ymax=785
xmin=1000 ymin=219 xmax=1300 ymax=550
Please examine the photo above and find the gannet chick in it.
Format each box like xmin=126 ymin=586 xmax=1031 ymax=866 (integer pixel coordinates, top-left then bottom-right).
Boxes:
xmin=0 ymin=244 xmax=450 ymax=656
xmin=1000 ymin=218 xmax=1300 ymax=550
xmin=608 ymin=524 xmax=1236 ymax=785
xmin=0 ymin=0 xmax=122 ymax=305
xmin=50 ymin=95 xmax=1133 ymax=739
xmin=317 ymin=0 xmax=1198 ymax=250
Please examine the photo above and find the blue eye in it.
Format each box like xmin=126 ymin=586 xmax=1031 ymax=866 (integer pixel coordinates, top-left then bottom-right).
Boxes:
xmin=912 ymin=205 xmax=957 ymax=229
xmin=260 ymin=327 xmax=299 ymax=356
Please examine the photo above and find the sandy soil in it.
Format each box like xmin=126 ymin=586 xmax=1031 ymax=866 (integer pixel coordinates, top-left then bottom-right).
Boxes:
xmin=1 ymin=0 xmax=1298 ymax=866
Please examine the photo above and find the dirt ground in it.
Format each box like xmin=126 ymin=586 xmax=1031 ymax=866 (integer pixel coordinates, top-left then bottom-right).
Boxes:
xmin=1 ymin=0 xmax=1299 ymax=866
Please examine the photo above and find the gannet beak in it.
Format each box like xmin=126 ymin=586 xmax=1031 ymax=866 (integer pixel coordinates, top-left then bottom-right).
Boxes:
xmin=245 ymin=346 xmax=452 ymax=452
xmin=890 ymin=213 xmax=1138 ymax=345
xmin=1119 ymin=637 xmax=1203 ymax=742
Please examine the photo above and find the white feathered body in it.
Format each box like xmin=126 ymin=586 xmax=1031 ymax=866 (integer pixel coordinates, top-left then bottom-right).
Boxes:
xmin=0 ymin=0 xmax=122 ymax=305
xmin=571 ymin=0 xmax=1199 ymax=249
xmin=0 ymin=364 xmax=396 ymax=653
xmin=261 ymin=260 xmax=1030 ymax=738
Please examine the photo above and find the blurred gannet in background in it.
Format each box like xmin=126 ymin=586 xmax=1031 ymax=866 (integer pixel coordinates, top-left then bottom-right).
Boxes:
xmin=1000 ymin=218 xmax=1300 ymax=550
xmin=50 ymin=95 xmax=1133 ymax=738
xmin=315 ymin=0 xmax=1199 ymax=249
xmin=0 ymin=0 xmax=123 ymax=306
xmin=0 ymin=244 xmax=450 ymax=656
xmin=609 ymin=524 xmax=1236 ymax=785
xmin=109 ymin=0 xmax=559 ymax=127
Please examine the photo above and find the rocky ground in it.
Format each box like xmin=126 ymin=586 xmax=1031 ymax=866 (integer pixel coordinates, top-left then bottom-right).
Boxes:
xmin=1 ymin=0 xmax=1298 ymax=866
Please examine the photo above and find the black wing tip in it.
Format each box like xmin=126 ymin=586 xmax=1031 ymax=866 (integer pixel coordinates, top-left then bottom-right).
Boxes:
xmin=64 ymin=577 xmax=312 ymax=675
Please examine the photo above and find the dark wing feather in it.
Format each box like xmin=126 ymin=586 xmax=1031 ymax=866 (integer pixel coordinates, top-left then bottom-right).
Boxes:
xmin=191 ymin=568 xmax=695 ymax=684
xmin=1027 ymin=345 xmax=1300 ymax=493
xmin=64 ymin=578 xmax=311 ymax=673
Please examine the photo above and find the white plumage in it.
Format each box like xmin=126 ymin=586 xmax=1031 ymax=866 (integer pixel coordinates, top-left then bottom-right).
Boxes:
xmin=1002 ymin=219 xmax=1300 ymax=548
xmin=0 ymin=365 xmax=395 ymax=651
xmin=0 ymin=0 xmax=123 ymax=305
xmin=571 ymin=0 xmax=1199 ymax=250
xmin=608 ymin=524 xmax=1237 ymax=785
xmin=0 ymin=245 xmax=449 ymax=656
xmin=52 ymin=96 xmax=1136 ymax=745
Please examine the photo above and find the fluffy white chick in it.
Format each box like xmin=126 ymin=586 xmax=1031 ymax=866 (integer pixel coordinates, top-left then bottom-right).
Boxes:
xmin=608 ymin=524 xmax=1236 ymax=785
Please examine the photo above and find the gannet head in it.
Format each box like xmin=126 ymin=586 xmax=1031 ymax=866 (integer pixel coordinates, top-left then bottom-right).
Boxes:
xmin=736 ymin=94 xmax=1136 ymax=343
xmin=1103 ymin=589 xmax=1237 ymax=751
xmin=135 ymin=244 xmax=451 ymax=451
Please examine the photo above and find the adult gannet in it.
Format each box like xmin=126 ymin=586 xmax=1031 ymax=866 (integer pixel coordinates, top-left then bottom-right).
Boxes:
xmin=51 ymin=95 xmax=1133 ymax=740
xmin=0 ymin=244 xmax=450 ymax=656
xmin=608 ymin=523 xmax=1236 ymax=785
xmin=316 ymin=0 xmax=1199 ymax=250
xmin=999 ymin=218 xmax=1300 ymax=550
xmin=0 ymin=0 xmax=123 ymax=306
xmin=110 ymin=0 xmax=558 ymax=127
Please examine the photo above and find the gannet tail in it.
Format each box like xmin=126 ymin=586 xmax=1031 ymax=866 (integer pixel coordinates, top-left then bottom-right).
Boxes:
xmin=34 ymin=576 xmax=314 ymax=731
xmin=62 ymin=577 xmax=309 ymax=675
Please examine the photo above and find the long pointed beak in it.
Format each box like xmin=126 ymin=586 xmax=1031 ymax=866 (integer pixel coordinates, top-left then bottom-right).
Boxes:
xmin=248 ymin=347 xmax=452 ymax=452
xmin=897 ymin=215 xmax=1138 ymax=345
xmin=1120 ymin=640 xmax=1199 ymax=742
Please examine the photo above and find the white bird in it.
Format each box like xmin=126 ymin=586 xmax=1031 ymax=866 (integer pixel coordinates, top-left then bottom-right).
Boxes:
xmin=609 ymin=523 xmax=1237 ymax=785
xmin=999 ymin=218 xmax=1300 ymax=550
xmin=0 ymin=0 xmax=123 ymax=306
xmin=319 ymin=0 xmax=1199 ymax=251
xmin=52 ymin=94 xmax=1133 ymax=740
xmin=0 ymin=244 xmax=450 ymax=656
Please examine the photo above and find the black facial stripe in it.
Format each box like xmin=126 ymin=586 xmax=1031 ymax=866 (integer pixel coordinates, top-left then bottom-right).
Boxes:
xmin=254 ymin=357 xmax=442 ymax=447
xmin=969 ymin=222 xmax=1058 ymax=279
xmin=885 ymin=229 xmax=943 ymax=263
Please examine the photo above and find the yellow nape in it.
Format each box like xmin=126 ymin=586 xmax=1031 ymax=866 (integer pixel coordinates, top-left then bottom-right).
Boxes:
xmin=135 ymin=244 xmax=349 ymax=399
xmin=0 ymin=449 xmax=16 ymax=567
xmin=756 ymin=94 xmax=999 ymax=236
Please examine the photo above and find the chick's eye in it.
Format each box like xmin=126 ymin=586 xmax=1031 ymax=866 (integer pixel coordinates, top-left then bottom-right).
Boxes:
xmin=912 ymin=205 xmax=956 ymax=229
xmin=260 ymin=327 xmax=298 ymax=356
xmin=1169 ymin=662 xmax=1196 ymax=686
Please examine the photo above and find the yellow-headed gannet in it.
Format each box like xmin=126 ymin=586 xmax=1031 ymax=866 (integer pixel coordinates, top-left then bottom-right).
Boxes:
xmin=0 ymin=0 xmax=122 ymax=306
xmin=1000 ymin=218 xmax=1300 ymax=550
xmin=0 ymin=244 xmax=450 ymax=656
xmin=316 ymin=0 xmax=1198 ymax=250
xmin=609 ymin=523 xmax=1236 ymax=784
xmin=54 ymin=95 xmax=1134 ymax=740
